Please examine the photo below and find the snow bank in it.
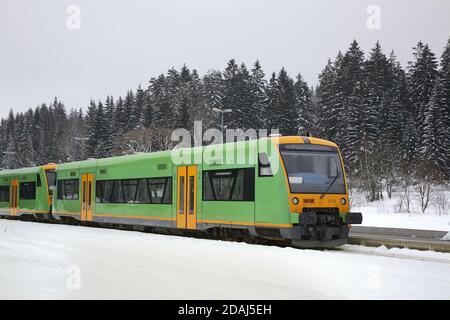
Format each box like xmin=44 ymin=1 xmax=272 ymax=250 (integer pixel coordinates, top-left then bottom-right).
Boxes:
xmin=351 ymin=191 xmax=450 ymax=231
xmin=1 ymin=219 xmax=450 ymax=299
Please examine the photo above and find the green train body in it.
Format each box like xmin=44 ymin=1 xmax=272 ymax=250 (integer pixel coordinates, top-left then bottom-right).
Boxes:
xmin=0 ymin=164 xmax=55 ymax=217
xmin=0 ymin=136 xmax=362 ymax=247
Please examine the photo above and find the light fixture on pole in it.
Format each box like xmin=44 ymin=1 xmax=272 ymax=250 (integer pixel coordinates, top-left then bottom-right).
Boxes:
xmin=212 ymin=108 xmax=232 ymax=133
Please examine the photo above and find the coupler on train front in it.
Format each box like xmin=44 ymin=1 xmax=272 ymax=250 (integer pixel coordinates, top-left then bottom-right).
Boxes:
xmin=289 ymin=209 xmax=363 ymax=248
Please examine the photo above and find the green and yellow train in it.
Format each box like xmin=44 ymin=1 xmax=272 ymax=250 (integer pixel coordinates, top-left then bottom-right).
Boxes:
xmin=0 ymin=136 xmax=362 ymax=247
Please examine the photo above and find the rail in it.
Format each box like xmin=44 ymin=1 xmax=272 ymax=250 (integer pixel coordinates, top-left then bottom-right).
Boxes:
xmin=349 ymin=226 xmax=450 ymax=253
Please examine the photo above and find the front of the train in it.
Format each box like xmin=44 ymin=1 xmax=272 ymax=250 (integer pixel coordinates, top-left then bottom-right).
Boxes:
xmin=272 ymin=135 xmax=362 ymax=247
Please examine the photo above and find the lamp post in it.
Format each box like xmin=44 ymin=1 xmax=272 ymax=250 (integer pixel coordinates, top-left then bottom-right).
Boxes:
xmin=212 ymin=108 xmax=232 ymax=133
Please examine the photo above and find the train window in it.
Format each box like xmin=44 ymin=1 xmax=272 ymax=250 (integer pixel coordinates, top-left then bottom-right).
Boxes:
xmin=179 ymin=176 xmax=184 ymax=212
xmin=148 ymin=178 xmax=167 ymax=204
xmin=258 ymin=153 xmax=273 ymax=177
xmin=87 ymin=182 xmax=92 ymax=208
xmin=161 ymin=178 xmax=172 ymax=204
xmin=280 ymin=150 xmax=345 ymax=194
xmin=57 ymin=179 xmax=79 ymax=200
xmin=19 ymin=182 xmax=36 ymax=200
xmin=189 ymin=176 xmax=194 ymax=212
xmin=0 ymin=186 xmax=9 ymax=202
xmin=150 ymin=177 xmax=171 ymax=204
xmin=231 ymin=170 xmax=245 ymax=200
xmin=99 ymin=181 xmax=112 ymax=202
xmin=203 ymin=168 xmax=254 ymax=201
xmin=45 ymin=170 xmax=57 ymax=195
xmin=136 ymin=179 xmax=151 ymax=203
xmin=123 ymin=180 xmax=138 ymax=203
xmin=96 ymin=177 xmax=172 ymax=204
xmin=111 ymin=180 xmax=124 ymax=203
xmin=95 ymin=181 xmax=102 ymax=202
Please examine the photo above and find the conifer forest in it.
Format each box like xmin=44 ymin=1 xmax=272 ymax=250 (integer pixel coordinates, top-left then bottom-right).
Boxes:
xmin=2 ymin=38 xmax=450 ymax=202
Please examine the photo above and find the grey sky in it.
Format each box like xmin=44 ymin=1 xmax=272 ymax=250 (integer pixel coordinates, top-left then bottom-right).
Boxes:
xmin=1 ymin=0 xmax=449 ymax=118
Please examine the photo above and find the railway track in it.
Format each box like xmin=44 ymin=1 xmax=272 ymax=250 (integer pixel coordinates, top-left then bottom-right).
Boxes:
xmin=349 ymin=226 xmax=450 ymax=253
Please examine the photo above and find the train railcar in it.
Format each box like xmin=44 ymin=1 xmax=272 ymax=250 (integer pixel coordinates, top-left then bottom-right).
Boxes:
xmin=0 ymin=164 xmax=56 ymax=218
xmin=0 ymin=136 xmax=362 ymax=247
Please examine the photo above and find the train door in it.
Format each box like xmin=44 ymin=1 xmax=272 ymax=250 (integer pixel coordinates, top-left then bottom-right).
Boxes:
xmin=176 ymin=166 xmax=197 ymax=230
xmin=10 ymin=179 xmax=18 ymax=216
xmin=81 ymin=173 xmax=94 ymax=222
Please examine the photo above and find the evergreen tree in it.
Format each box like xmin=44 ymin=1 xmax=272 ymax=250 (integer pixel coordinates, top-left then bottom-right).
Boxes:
xmin=52 ymin=98 xmax=68 ymax=162
xmin=423 ymin=38 xmax=450 ymax=176
xmin=134 ymin=85 xmax=146 ymax=128
xmin=408 ymin=41 xmax=438 ymax=156
xmin=364 ymin=42 xmax=393 ymax=143
xmin=115 ymin=96 xmax=128 ymax=135
xmin=265 ymin=72 xmax=278 ymax=131
xmin=249 ymin=61 xmax=267 ymax=130
xmin=203 ymin=70 xmax=224 ymax=129
xmin=66 ymin=108 xmax=87 ymax=161
xmin=174 ymin=66 xmax=191 ymax=129
xmin=328 ymin=52 xmax=345 ymax=145
xmin=339 ymin=41 xmax=366 ymax=165
xmin=0 ymin=119 xmax=7 ymax=167
xmin=234 ymin=63 xmax=254 ymax=130
xmin=316 ymin=59 xmax=338 ymax=140
xmin=18 ymin=109 xmax=36 ymax=167
xmin=124 ymin=90 xmax=136 ymax=132
xmin=104 ymin=96 xmax=116 ymax=157
xmin=189 ymin=69 xmax=209 ymax=127
xmin=142 ymin=91 xmax=153 ymax=129
xmin=148 ymin=74 xmax=171 ymax=129
xmin=43 ymin=102 xmax=58 ymax=163
xmin=272 ymin=68 xmax=297 ymax=135
xmin=294 ymin=73 xmax=313 ymax=135
xmin=1 ymin=47 xmax=449 ymax=185
xmin=86 ymin=100 xmax=98 ymax=158
xmin=222 ymin=59 xmax=241 ymax=130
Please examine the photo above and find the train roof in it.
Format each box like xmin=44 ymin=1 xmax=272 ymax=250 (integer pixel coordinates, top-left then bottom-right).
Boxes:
xmin=0 ymin=166 xmax=42 ymax=177
xmin=0 ymin=136 xmax=339 ymax=175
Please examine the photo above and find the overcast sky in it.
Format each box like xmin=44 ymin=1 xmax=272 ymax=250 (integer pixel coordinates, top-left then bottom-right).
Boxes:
xmin=1 ymin=0 xmax=449 ymax=118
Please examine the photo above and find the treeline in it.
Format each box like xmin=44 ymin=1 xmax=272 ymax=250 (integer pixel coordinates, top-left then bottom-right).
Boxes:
xmin=315 ymin=39 xmax=450 ymax=200
xmin=0 ymin=60 xmax=313 ymax=166
xmin=1 ymin=38 xmax=449 ymax=201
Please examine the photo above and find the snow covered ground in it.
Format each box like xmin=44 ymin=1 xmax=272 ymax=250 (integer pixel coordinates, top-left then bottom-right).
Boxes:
xmin=1 ymin=219 xmax=450 ymax=299
xmin=351 ymin=191 xmax=450 ymax=232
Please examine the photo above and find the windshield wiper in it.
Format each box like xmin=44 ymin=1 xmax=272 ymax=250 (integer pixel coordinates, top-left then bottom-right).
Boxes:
xmin=320 ymin=174 xmax=339 ymax=199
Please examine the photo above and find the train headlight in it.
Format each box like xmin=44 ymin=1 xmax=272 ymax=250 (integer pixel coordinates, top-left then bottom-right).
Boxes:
xmin=292 ymin=197 xmax=299 ymax=205
xmin=340 ymin=198 xmax=347 ymax=205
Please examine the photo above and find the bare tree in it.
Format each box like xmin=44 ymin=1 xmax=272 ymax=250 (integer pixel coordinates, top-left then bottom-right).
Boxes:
xmin=399 ymin=180 xmax=413 ymax=213
xmin=413 ymin=161 xmax=445 ymax=214
xmin=434 ymin=183 xmax=449 ymax=216
xmin=380 ymin=145 xmax=403 ymax=199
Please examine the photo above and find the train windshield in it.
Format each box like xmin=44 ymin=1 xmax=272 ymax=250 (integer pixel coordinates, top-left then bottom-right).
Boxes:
xmin=280 ymin=148 xmax=346 ymax=194
xmin=45 ymin=170 xmax=57 ymax=195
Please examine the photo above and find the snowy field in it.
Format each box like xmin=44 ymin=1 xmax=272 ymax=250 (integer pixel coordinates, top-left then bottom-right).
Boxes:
xmin=1 ymin=219 xmax=450 ymax=299
xmin=351 ymin=191 xmax=450 ymax=232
